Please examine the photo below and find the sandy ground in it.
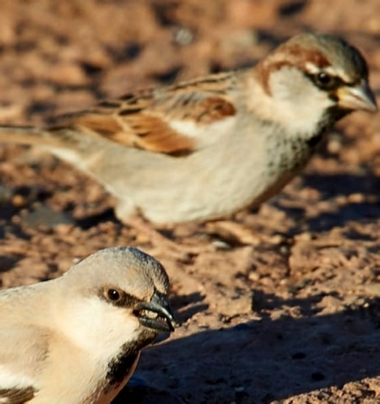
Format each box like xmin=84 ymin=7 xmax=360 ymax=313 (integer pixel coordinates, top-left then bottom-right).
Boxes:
xmin=1 ymin=1 xmax=380 ymax=403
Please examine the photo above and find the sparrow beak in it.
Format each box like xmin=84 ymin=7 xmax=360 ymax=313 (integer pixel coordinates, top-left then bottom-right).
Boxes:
xmin=134 ymin=292 xmax=175 ymax=333
xmin=337 ymin=79 xmax=378 ymax=112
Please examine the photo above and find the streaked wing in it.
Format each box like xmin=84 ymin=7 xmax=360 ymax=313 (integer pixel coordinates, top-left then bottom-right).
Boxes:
xmin=49 ymin=71 xmax=239 ymax=155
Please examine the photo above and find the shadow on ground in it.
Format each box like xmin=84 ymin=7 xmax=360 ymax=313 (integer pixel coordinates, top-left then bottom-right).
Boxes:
xmin=123 ymin=292 xmax=380 ymax=403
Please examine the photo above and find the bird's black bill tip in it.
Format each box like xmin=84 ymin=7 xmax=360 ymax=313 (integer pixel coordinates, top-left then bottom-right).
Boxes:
xmin=134 ymin=293 xmax=176 ymax=333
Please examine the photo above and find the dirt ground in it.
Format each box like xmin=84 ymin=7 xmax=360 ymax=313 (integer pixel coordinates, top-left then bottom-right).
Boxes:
xmin=1 ymin=1 xmax=380 ymax=403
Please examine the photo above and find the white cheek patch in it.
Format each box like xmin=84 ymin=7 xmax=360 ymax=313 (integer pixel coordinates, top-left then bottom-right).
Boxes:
xmin=60 ymin=297 xmax=141 ymax=363
xmin=267 ymin=67 xmax=335 ymax=136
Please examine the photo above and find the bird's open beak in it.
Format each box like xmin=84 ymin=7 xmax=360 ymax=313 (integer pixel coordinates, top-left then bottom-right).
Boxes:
xmin=134 ymin=292 xmax=175 ymax=333
xmin=337 ymin=79 xmax=378 ymax=112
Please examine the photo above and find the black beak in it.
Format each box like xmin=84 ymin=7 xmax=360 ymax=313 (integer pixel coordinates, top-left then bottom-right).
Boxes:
xmin=134 ymin=292 xmax=175 ymax=333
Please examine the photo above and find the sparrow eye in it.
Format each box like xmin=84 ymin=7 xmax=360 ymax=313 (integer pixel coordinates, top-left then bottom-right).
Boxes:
xmin=314 ymin=72 xmax=336 ymax=89
xmin=106 ymin=288 xmax=122 ymax=302
xmin=102 ymin=288 xmax=138 ymax=307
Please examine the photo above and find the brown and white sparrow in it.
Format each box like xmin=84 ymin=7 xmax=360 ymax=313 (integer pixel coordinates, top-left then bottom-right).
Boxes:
xmin=0 ymin=33 xmax=377 ymax=243
xmin=0 ymin=246 xmax=175 ymax=404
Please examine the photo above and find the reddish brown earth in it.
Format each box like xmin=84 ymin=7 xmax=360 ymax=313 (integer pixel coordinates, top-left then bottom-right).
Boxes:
xmin=1 ymin=1 xmax=380 ymax=403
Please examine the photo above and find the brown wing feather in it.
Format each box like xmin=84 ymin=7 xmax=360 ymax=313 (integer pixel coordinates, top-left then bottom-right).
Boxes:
xmin=49 ymin=71 xmax=238 ymax=155
xmin=0 ymin=386 xmax=36 ymax=404
xmin=74 ymin=112 xmax=195 ymax=154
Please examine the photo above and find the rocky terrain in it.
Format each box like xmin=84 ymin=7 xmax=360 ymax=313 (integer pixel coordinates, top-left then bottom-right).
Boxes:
xmin=1 ymin=1 xmax=380 ymax=403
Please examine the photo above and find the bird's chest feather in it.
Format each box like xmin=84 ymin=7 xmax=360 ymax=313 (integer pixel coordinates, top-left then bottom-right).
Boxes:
xmin=244 ymin=131 xmax=323 ymax=208
xmin=266 ymin=132 xmax=322 ymax=175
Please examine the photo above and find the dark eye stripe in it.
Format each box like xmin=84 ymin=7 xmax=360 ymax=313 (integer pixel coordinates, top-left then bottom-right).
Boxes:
xmin=122 ymin=293 xmax=141 ymax=307
xmin=101 ymin=287 xmax=141 ymax=308
xmin=304 ymin=71 xmax=344 ymax=91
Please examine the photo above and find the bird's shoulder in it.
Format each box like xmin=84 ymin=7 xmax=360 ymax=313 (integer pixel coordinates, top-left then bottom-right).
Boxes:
xmin=48 ymin=70 xmax=244 ymax=156
xmin=0 ymin=326 xmax=49 ymax=404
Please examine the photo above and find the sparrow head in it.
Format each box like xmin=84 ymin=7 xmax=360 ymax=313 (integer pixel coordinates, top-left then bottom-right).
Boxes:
xmin=60 ymin=247 xmax=175 ymax=346
xmin=96 ymin=247 xmax=175 ymax=334
xmin=253 ymin=32 xmax=377 ymax=136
